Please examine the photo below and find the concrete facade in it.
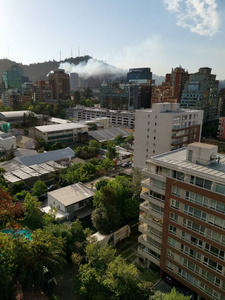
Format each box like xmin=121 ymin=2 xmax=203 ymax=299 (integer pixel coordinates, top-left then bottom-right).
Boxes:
xmin=138 ymin=143 xmax=225 ymax=300
xmin=133 ymin=103 xmax=203 ymax=169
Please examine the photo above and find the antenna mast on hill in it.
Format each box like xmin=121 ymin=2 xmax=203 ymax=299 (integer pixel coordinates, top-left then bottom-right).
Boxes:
xmin=71 ymin=48 xmax=73 ymax=58
xmin=78 ymin=47 xmax=80 ymax=57
xmin=60 ymin=49 xmax=61 ymax=61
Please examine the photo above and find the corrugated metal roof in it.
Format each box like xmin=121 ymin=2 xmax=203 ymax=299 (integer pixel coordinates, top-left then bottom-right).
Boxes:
xmin=14 ymin=147 xmax=75 ymax=166
xmin=88 ymin=127 xmax=130 ymax=142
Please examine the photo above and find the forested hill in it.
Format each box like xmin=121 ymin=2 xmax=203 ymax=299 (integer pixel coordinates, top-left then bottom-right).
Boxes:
xmin=0 ymin=56 xmax=91 ymax=83
xmin=0 ymin=55 xmax=166 ymax=86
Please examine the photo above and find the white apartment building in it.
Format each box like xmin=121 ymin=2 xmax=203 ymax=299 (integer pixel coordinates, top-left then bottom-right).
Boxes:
xmin=133 ymin=103 xmax=203 ymax=169
xmin=138 ymin=142 xmax=225 ymax=300
xmin=67 ymin=106 xmax=135 ymax=128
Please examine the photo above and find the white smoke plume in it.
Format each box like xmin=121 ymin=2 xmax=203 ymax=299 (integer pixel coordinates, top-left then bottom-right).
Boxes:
xmin=164 ymin=0 xmax=220 ymax=37
xmin=59 ymin=58 xmax=127 ymax=79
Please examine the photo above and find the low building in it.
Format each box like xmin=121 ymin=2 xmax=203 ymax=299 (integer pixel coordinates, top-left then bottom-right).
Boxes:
xmin=28 ymin=123 xmax=89 ymax=144
xmin=0 ymin=132 xmax=16 ymax=152
xmin=47 ymin=182 xmax=95 ymax=220
xmin=0 ymin=111 xmax=32 ymax=123
xmin=67 ymin=106 xmax=135 ymax=128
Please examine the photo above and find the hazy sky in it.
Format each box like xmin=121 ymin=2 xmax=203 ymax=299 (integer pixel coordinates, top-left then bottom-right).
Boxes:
xmin=1 ymin=0 xmax=225 ymax=79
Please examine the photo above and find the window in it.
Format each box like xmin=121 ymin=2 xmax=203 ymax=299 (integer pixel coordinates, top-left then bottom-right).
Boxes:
xmin=205 ymin=243 xmax=225 ymax=260
xmin=147 ymin=236 xmax=161 ymax=249
xmin=149 ymin=190 xmax=165 ymax=202
xmin=172 ymin=171 xmax=185 ymax=181
xmin=203 ymin=257 xmax=223 ymax=273
xmin=214 ymin=183 xmax=225 ymax=195
xmin=182 ymin=232 xmax=203 ymax=248
xmin=202 ymin=270 xmax=220 ymax=286
xmin=208 ymin=215 xmax=225 ymax=229
xmin=191 ymin=176 xmax=212 ymax=190
xmin=210 ymin=199 xmax=225 ymax=214
xmin=166 ymin=260 xmax=174 ymax=271
xmin=154 ymin=136 xmax=156 ymax=140
xmin=183 ymin=218 xmax=205 ymax=235
xmin=170 ymin=212 xmax=178 ymax=222
xmin=172 ymin=186 xmax=181 ymax=196
xmin=185 ymin=191 xmax=209 ymax=207
xmin=168 ymin=237 xmax=176 ymax=247
xmin=184 ymin=205 xmax=206 ymax=221
xmin=207 ymin=229 xmax=225 ymax=246
xmin=180 ymin=244 xmax=201 ymax=261
xmin=167 ymin=249 xmax=174 ymax=259
xmin=169 ymin=225 xmax=177 ymax=235
xmin=171 ymin=199 xmax=179 ymax=209
xmin=153 ymin=179 xmax=166 ymax=190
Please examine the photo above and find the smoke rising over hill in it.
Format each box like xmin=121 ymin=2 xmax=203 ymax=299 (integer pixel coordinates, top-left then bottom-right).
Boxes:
xmin=59 ymin=58 xmax=127 ymax=80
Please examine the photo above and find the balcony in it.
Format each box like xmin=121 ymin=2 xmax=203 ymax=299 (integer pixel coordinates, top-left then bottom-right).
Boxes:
xmin=138 ymin=234 xmax=162 ymax=252
xmin=142 ymin=178 xmax=151 ymax=189
xmin=138 ymin=245 xmax=160 ymax=266
xmin=139 ymin=212 xmax=163 ymax=228
xmin=140 ymin=201 xmax=151 ymax=214
xmin=138 ymin=222 xmax=148 ymax=234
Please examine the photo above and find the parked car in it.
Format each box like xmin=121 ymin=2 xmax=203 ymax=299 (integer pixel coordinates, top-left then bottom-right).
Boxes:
xmin=164 ymin=276 xmax=174 ymax=285
xmin=121 ymin=162 xmax=129 ymax=167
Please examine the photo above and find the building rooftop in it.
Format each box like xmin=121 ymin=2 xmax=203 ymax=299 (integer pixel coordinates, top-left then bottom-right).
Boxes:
xmin=48 ymin=182 xmax=94 ymax=207
xmin=88 ymin=127 xmax=130 ymax=142
xmin=34 ymin=123 xmax=88 ymax=133
xmin=14 ymin=147 xmax=75 ymax=166
xmin=149 ymin=147 xmax=225 ymax=184
xmin=0 ymin=111 xmax=31 ymax=118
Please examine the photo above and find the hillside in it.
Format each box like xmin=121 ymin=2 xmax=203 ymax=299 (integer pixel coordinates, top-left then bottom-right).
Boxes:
xmin=0 ymin=56 xmax=165 ymax=87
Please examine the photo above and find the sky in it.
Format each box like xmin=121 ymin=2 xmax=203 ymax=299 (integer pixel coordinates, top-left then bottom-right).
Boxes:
xmin=0 ymin=0 xmax=225 ymax=79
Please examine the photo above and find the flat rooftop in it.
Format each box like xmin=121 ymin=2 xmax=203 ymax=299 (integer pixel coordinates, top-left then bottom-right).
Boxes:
xmin=34 ymin=123 xmax=88 ymax=133
xmin=48 ymin=182 xmax=94 ymax=207
xmin=149 ymin=148 xmax=225 ymax=184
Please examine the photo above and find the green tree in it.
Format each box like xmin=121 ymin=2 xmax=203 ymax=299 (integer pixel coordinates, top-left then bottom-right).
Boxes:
xmin=106 ymin=140 xmax=117 ymax=160
xmin=31 ymin=180 xmax=48 ymax=198
xmin=89 ymin=139 xmax=100 ymax=149
xmin=11 ymin=181 xmax=26 ymax=195
xmin=0 ymin=229 xmax=66 ymax=290
xmin=23 ymin=193 xmax=43 ymax=229
xmin=150 ymin=288 xmax=191 ymax=300
xmin=74 ymin=243 xmax=151 ymax=300
xmin=115 ymin=134 xmax=124 ymax=145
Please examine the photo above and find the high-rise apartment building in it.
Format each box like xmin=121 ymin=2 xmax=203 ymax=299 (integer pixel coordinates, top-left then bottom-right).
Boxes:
xmin=33 ymin=80 xmax=53 ymax=103
xmin=217 ymin=117 xmax=225 ymax=141
xmin=2 ymin=65 xmax=29 ymax=91
xmin=217 ymin=89 xmax=225 ymax=117
xmin=138 ymin=142 xmax=225 ymax=300
xmin=166 ymin=66 xmax=189 ymax=103
xmin=133 ymin=103 xmax=203 ymax=169
xmin=180 ymin=68 xmax=219 ymax=122
xmin=70 ymin=73 xmax=79 ymax=91
xmin=48 ymin=69 xmax=70 ymax=100
xmin=151 ymin=82 xmax=177 ymax=105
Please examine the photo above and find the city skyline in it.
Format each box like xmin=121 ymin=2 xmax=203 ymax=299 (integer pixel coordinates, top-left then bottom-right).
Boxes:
xmin=1 ymin=0 xmax=225 ymax=79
